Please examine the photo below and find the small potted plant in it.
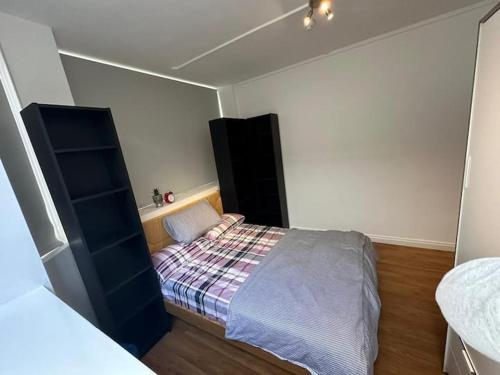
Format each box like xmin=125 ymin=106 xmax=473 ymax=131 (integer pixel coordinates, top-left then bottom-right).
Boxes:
xmin=152 ymin=187 xmax=164 ymax=207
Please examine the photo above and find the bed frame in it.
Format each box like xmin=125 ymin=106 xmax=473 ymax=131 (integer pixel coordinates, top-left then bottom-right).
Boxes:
xmin=142 ymin=190 xmax=307 ymax=374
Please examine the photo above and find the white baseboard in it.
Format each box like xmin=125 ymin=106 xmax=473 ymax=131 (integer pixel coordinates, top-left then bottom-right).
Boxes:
xmin=291 ymin=226 xmax=455 ymax=252
xmin=366 ymin=234 xmax=455 ymax=252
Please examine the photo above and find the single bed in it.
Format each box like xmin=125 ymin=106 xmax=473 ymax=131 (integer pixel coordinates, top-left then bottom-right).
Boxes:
xmin=142 ymin=190 xmax=380 ymax=375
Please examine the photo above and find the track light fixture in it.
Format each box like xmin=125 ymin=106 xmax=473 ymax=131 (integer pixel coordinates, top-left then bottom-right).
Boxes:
xmin=303 ymin=0 xmax=334 ymax=30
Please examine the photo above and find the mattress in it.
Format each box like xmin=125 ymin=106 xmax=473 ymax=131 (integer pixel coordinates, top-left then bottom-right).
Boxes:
xmin=151 ymin=223 xmax=285 ymax=323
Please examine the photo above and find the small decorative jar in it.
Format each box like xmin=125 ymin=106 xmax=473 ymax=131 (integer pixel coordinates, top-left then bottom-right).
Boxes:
xmin=152 ymin=188 xmax=164 ymax=207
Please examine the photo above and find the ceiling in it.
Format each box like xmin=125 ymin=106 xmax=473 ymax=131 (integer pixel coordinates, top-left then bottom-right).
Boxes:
xmin=0 ymin=0 xmax=487 ymax=87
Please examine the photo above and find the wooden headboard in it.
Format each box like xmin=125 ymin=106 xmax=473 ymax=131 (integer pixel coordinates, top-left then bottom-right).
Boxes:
xmin=141 ymin=190 xmax=223 ymax=253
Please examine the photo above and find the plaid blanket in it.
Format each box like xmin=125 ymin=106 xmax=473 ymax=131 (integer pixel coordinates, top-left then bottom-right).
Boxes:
xmin=152 ymin=224 xmax=286 ymax=323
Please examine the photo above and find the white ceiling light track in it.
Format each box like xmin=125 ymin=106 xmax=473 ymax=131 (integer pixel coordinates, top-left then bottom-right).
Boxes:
xmin=171 ymin=3 xmax=310 ymax=70
xmin=59 ymin=49 xmax=217 ymax=90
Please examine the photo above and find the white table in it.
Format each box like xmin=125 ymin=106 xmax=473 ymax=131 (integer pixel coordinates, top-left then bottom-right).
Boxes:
xmin=0 ymin=286 xmax=155 ymax=375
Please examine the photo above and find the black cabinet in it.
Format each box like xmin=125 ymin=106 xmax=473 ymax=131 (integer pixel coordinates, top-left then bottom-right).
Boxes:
xmin=21 ymin=104 xmax=169 ymax=356
xmin=209 ymin=114 xmax=288 ymax=227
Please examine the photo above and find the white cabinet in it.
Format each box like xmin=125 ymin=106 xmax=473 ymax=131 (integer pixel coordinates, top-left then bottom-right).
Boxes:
xmin=445 ymin=329 xmax=477 ymax=375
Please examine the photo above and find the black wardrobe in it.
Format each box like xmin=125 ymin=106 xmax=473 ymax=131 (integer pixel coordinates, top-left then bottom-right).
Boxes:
xmin=21 ymin=104 xmax=169 ymax=356
xmin=209 ymin=114 xmax=289 ymax=228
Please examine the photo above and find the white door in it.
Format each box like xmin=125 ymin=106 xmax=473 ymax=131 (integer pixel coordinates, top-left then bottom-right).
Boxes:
xmin=456 ymin=7 xmax=500 ymax=264
xmin=453 ymin=5 xmax=500 ymax=375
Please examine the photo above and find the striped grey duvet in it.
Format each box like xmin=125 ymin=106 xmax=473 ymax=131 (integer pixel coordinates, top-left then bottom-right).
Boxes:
xmin=225 ymin=229 xmax=380 ymax=375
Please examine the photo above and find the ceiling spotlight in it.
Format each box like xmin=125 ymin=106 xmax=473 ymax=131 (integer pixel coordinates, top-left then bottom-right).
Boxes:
xmin=319 ymin=0 xmax=331 ymax=13
xmin=325 ymin=8 xmax=334 ymax=21
xmin=303 ymin=0 xmax=334 ymax=30
xmin=303 ymin=9 xmax=315 ymax=30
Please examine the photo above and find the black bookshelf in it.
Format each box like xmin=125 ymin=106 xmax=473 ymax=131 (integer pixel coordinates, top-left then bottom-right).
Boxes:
xmin=21 ymin=104 xmax=170 ymax=356
xmin=209 ymin=114 xmax=289 ymax=227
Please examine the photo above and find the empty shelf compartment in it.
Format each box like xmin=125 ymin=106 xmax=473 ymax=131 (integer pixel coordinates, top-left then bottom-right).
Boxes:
xmin=106 ymin=269 xmax=161 ymax=324
xmin=93 ymin=235 xmax=151 ymax=293
xmin=40 ymin=106 xmax=116 ymax=149
xmin=73 ymin=191 xmax=141 ymax=253
xmin=57 ymin=149 xmax=128 ymax=200
xmin=118 ymin=298 xmax=170 ymax=356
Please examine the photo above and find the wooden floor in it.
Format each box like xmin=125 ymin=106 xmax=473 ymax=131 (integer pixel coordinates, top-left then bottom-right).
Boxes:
xmin=142 ymin=243 xmax=454 ymax=375
xmin=374 ymin=243 xmax=454 ymax=375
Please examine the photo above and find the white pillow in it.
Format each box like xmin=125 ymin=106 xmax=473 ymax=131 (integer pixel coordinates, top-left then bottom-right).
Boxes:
xmin=163 ymin=200 xmax=221 ymax=243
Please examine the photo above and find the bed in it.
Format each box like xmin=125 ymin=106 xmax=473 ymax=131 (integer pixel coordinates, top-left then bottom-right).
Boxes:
xmin=142 ymin=190 xmax=380 ymax=375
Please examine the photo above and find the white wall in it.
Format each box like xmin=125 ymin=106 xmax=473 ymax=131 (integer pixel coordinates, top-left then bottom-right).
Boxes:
xmin=218 ymin=85 xmax=239 ymax=118
xmin=0 ymin=160 xmax=51 ymax=305
xmin=0 ymin=77 xmax=60 ymax=254
xmin=0 ymin=12 xmax=72 ymax=107
xmin=220 ymin=5 xmax=491 ymax=250
xmin=0 ymin=11 xmax=96 ymax=323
